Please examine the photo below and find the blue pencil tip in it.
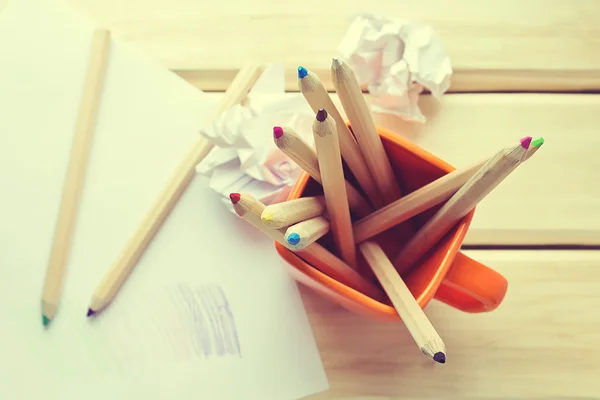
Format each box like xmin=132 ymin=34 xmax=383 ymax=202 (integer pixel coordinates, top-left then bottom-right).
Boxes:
xmin=298 ymin=66 xmax=308 ymax=79
xmin=287 ymin=233 xmax=301 ymax=245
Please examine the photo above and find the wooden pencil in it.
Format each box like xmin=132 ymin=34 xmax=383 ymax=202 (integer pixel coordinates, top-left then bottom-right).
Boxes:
xmin=230 ymin=193 xmax=384 ymax=301
xmin=393 ymin=137 xmax=534 ymax=274
xmin=41 ymin=29 xmax=111 ymax=326
xmin=273 ymin=126 xmax=372 ymax=218
xmin=331 ymin=58 xmax=402 ymax=205
xmin=285 ymin=216 xmax=330 ymax=250
xmin=354 ymin=136 xmax=545 ymax=243
xmin=312 ymin=109 xmax=357 ymax=268
xmin=261 ymin=196 xmax=326 ymax=229
xmin=298 ymin=66 xmax=380 ymax=207
xmin=359 ymin=241 xmax=446 ymax=364
xmin=86 ymin=64 xmax=264 ymax=317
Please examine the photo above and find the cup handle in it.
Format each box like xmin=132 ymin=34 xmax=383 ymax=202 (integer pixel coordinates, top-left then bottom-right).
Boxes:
xmin=433 ymin=252 xmax=508 ymax=313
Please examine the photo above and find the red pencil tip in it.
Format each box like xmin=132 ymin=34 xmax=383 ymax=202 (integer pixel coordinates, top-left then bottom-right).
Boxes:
xmin=316 ymin=109 xmax=327 ymax=122
xmin=273 ymin=126 xmax=284 ymax=139
xmin=229 ymin=193 xmax=241 ymax=204
xmin=520 ymin=136 xmax=532 ymax=149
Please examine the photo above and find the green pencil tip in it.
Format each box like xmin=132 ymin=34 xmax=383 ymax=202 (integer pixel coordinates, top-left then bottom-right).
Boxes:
xmin=531 ymin=137 xmax=545 ymax=147
xmin=42 ymin=315 xmax=50 ymax=326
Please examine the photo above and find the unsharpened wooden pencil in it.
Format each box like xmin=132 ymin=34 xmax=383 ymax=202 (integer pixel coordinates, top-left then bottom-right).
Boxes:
xmin=393 ymin=137 xmax=535 ymax=274
xmin=285 ymin=216 xmax=330 ymax=250
xmin=312 ymin=109 xmax=357 ymax=268
xmin=230 ymin=193 xmax=384 ymax=301
xmin=273 ymin=126 xmax=372 ymax=218
xmin=359 ymin=241 xmax=446 ymax=364
xmin=261 ymin=196 xmax=326 ymax=229
xmin=331 ymin=58 xmax=402 ymax=205
xmin=298 ymin=66 xmax=380 ymax=207
xmin=86 ymin=64 xmax=264 ymax=317
xmin=41 ymin=29 xmax=111 ymax=326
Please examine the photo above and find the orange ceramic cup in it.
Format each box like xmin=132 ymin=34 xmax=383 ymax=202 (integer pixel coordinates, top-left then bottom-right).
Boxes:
xmin=275 ymin=125 xmax=508 ymax=322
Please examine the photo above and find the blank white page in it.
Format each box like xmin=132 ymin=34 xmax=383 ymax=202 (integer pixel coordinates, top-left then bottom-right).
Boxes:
xmin=0 ymin=0 xmax=328 ymax=398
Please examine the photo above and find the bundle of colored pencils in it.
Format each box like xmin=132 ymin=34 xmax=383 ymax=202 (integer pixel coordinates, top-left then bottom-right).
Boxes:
xmin=230 ymin=59 xmax=544 ymax=364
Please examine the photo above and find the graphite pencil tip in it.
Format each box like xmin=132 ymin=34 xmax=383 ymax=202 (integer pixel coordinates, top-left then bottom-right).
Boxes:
xmin=86 ymin=308 xmax=96 ymax=317
xmin=287 ymin=233 xmax=301 ymax=245
xmin=297 ymin=66 xmax=308 ymax=79
xmin=531 ymin=137 xmax=545 ymax=147
xmin=229 ymin=193 xmax=241 ymax=204
xmin=273 ymin=126 xmax=284 ymax=139
xmin=331 ymin=57 xmax=342 ymax=69
xmin=316 ymin=108 xmax=328 ymax=122
xmin=520 ymin=136 xmax=532 ymax=149
xmin=433 ymin=352 xmax=446 ymax=364
xmin=42 ymin=315 xmax=50 ymax=327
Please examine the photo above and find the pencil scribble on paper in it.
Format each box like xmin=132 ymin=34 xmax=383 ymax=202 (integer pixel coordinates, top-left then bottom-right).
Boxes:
xmin=168 ymin=283 xmax=241 ymax=358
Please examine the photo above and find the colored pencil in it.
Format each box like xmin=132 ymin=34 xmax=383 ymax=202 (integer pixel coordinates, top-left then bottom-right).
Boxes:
xmin=359 ymin=241 xmax=446 ymax=364
xmin=298 ymin=66 xmax=380 ymax=207
xmin=353 ymin=136 xmax=545 ymax=243
xmin=393 ymin=137 xmax=534 ymax=274
xmin=331 ymin=58 xmax=401 ymax=205
xmin=86 ymin=64 xmax=264 ymax=317
xmin=285 ymin=216 xmax=330 ymax=250
xmin=312 ymin=109 xmax=357 ymax=268
xmin=273 ymin=126 xmax=372 ymax=218
xmin=41 ymin=29 xmax=111 ymax=326
xmin=261 ymin=196 xmax=326 ymax=229
xmin=230 ymin=193 xmax=384 ymax=301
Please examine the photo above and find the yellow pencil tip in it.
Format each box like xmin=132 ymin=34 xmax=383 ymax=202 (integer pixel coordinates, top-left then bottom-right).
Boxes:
xmin=261 ymin=211 xmax=273 ymax=223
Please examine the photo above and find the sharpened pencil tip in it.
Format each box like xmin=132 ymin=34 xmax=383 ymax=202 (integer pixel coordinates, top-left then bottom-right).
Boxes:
xmin=42 ymin=315 xmax=50 ymax=327
xmin=331 ymin=57 xmax=341 ymax=69
xmin=261 ymin=211 xmax=273 ymax=223
xmin=86 ymin=308 xmax=96 ymax=317
xmin=433 ymin=352 xmax=446 ymax=364
xmin=229 ymin=193 xmax=241 ymax=204
xmin=273 ymin=126 xmax=284 ymax=139
xmin=287 ymin=233 xmax=301 ymax=245
xmin=531 ymin=137 xmax=545 ymax=148
xmin=520 ymin=136 xmax=532 ymax=149
xmin=316 ymin=109 xmax=328 ymax=122
xmin=297 ymin=66 xmax=308 ymax=79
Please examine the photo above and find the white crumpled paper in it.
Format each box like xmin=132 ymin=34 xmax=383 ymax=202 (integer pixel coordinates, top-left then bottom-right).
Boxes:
xmin=338 ymin=14 xmax=452 ymax=123
xmin=196 ymin=64 xmax=316 ymax=212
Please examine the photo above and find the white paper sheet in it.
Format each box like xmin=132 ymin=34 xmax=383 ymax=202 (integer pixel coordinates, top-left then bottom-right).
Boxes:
xmin=338 ymin=14 xmax=452 ymax=122
xmin=0 ymin=0 xmax=328 ymax=398
xmin=197 ymin=64 xmax=316 ymax=211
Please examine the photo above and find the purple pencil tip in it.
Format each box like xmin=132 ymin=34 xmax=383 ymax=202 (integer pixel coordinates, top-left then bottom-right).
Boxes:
xmin=433 ymin=352 xmax=446 ymax=364
xmin=520 ymin=136 xmax=532 ymax=149
xmin=316 ymin=109 xmax=327 ymax=122
xmin=86 ymin=308 xmax=96 ymax=317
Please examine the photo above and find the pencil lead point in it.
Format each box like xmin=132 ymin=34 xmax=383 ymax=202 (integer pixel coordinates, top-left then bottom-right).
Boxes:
xmin=86 ymin=308 xmax=96 ymax=317
xmin=331 ymin=57 xmax=341 ymax=69
xmin=433 ymin=352 xmax=446 ymax=364
xmin=261 ymin=211 xmax=273 ymax=223
xmin=316 ymin=109 xmax=328 ymax=122
xmin=297 ymin=66 xmax=308 ymax=79
xmin=531 ymin=137 xmax=545 ymax=148
xmin=42 ymin=315 xmax=50 ymax=327
xmin=520 ymin=136 xmax=532 ymax=149
xmin=229 ymin=193 xmax=241 ymax=204
xmin=273 ymin=126 xmax=284 ymax=139
xmin=287 ymin=233 xmax=301 ymax=245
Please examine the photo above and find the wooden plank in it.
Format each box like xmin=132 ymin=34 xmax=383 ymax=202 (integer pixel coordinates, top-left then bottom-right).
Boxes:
xmin=203 ymin=92 xmax=600 ymax=246
xmin=301 ymin=250 xmax=600 ymax=399
xmin=67 ymin=0 xmax=600 ymax=91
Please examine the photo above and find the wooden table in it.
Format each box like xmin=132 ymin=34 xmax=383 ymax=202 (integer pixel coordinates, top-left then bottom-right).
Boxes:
xmin=66 ymin=1 xmax=600 ymax=398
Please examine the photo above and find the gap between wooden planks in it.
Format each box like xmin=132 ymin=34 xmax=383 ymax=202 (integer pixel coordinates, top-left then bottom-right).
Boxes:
xmin=67 ymin=0 xmax=600 ymax=92
xmin=301 ymin=250 xmax=600 ymax=400
xmin=201 ymin=91 xmax=600 ymax=247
